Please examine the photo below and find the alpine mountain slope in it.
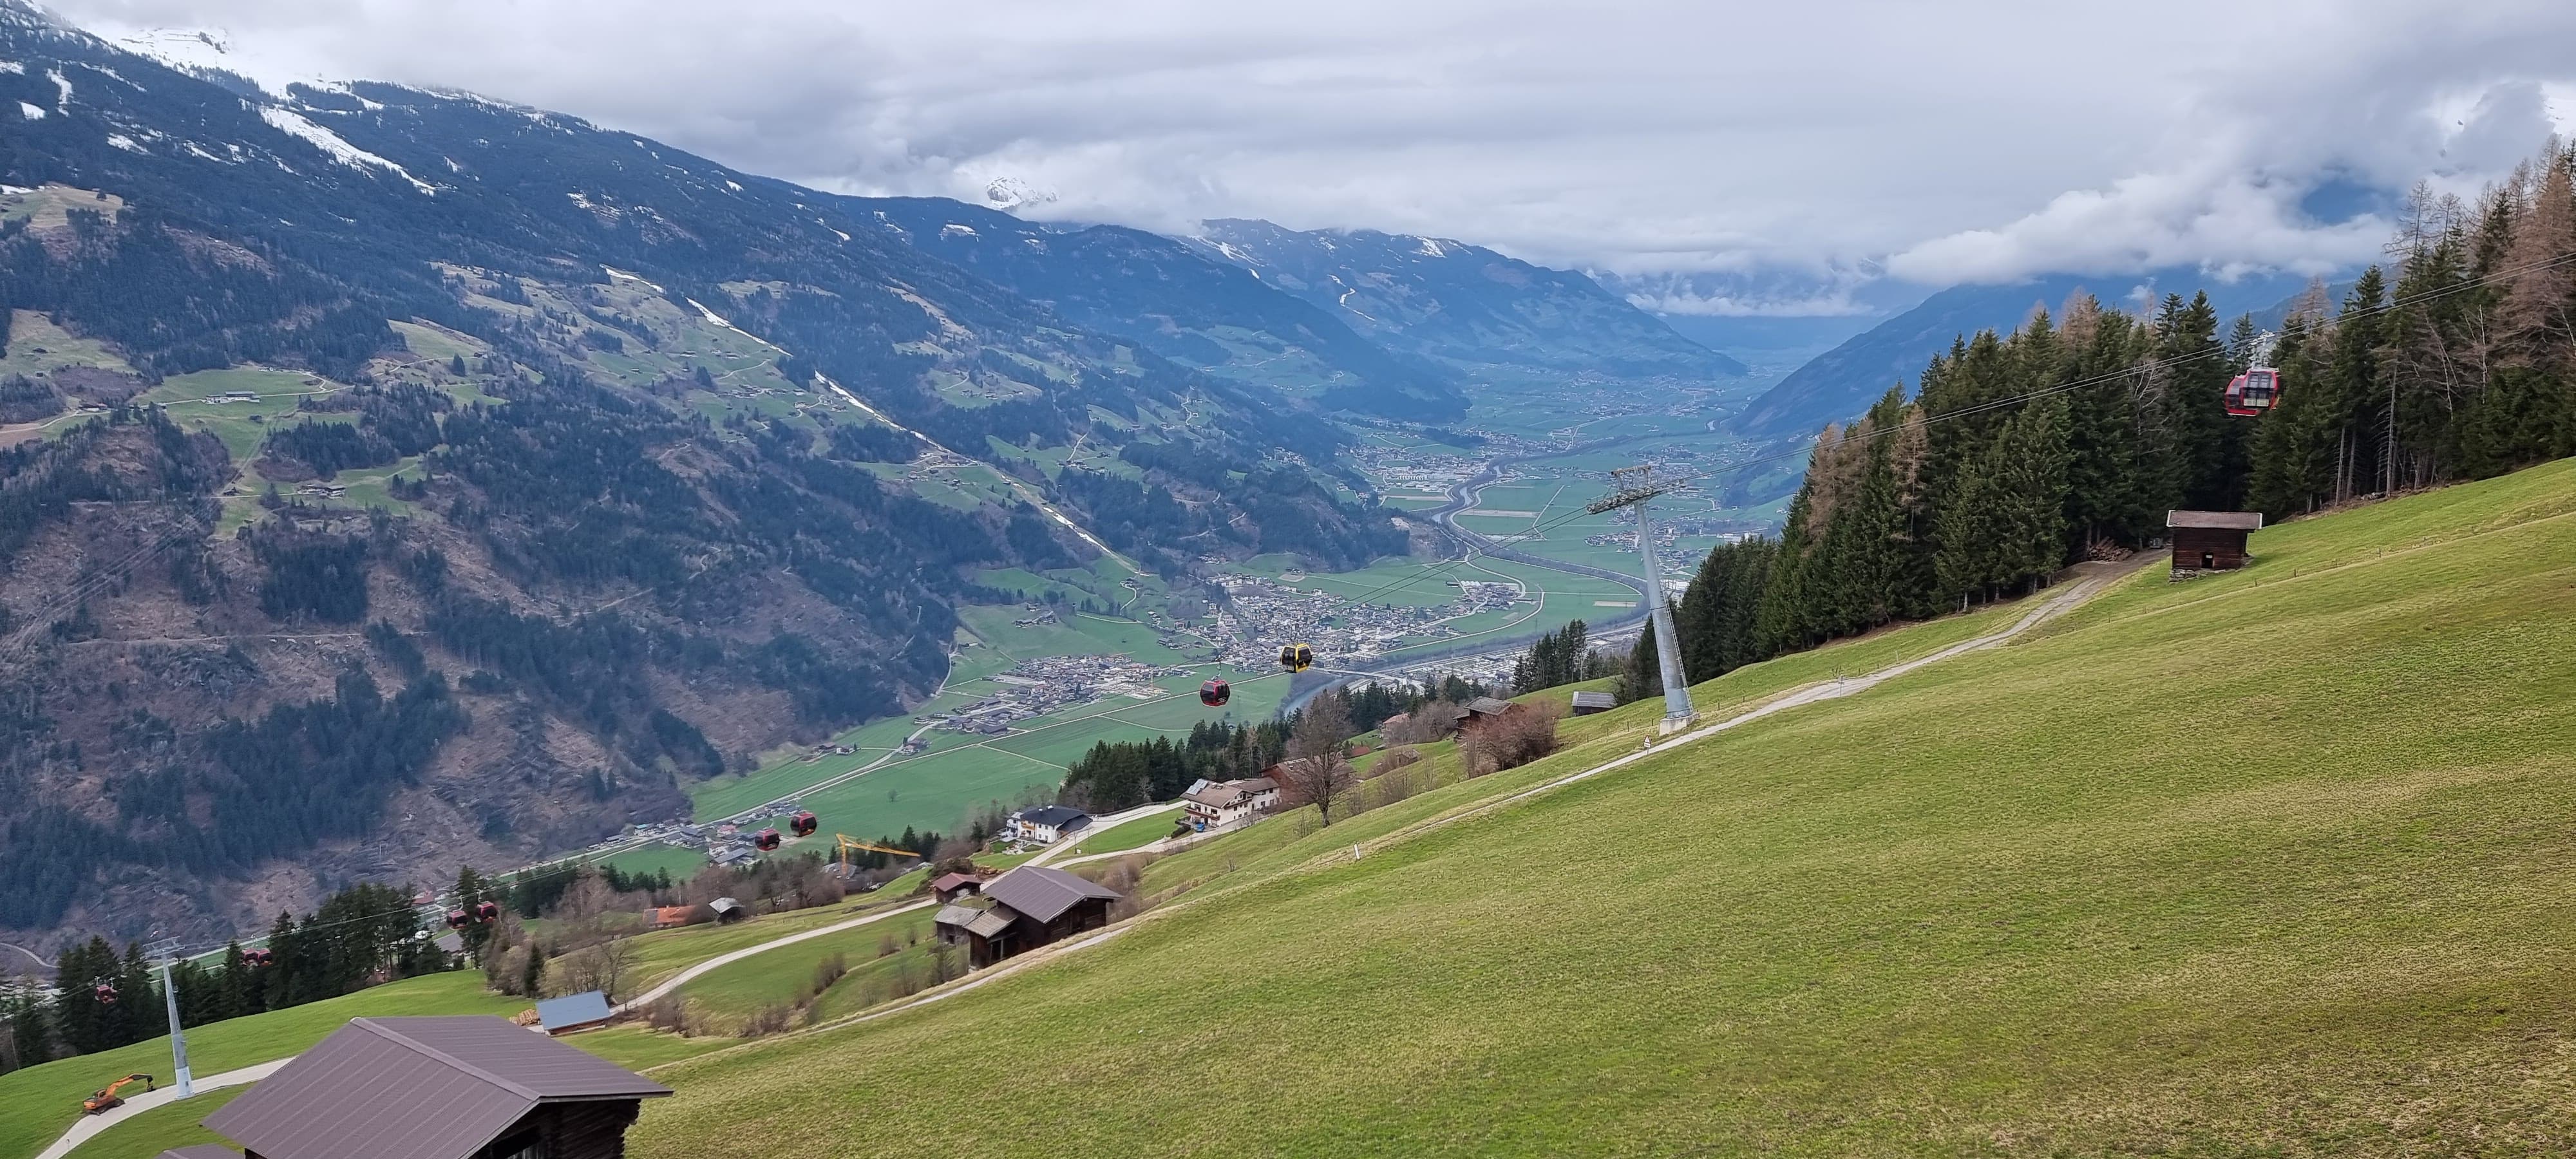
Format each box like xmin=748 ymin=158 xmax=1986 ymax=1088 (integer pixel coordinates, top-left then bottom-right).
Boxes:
xmin=0 ymin=0 xmax=1400 ymax=947
xmin=1190 ymin=217 xmax=1750 ymax=386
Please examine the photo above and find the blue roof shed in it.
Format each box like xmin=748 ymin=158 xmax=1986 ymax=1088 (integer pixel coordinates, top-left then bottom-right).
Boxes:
xmin=533 ymin=990 xmax=613 ymax=1035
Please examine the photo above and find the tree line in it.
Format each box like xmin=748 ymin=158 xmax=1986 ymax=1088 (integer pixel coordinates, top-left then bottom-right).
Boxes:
xmin=1 ymin=881 xmax=453 ymax=1075
xmin=1620 ymin=140 xmax=2576 ymax=695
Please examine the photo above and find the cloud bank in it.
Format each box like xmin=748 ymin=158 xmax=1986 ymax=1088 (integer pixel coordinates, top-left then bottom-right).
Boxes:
xmin=48 ymin=0 xmax=2576 ymax=302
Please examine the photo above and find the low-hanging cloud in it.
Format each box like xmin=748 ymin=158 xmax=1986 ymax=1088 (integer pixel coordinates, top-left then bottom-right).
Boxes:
xmin=45 ymin=0 xmax=2576 ymax=302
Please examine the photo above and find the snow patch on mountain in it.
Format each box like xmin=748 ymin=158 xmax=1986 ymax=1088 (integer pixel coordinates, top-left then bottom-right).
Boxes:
xmin=46 ymin=66 xmax=68 ymax=108
xmin=17 ymin=100 xmax=39 ymax=119
xmin=258 ymin=105 xmax=435 ymax=194
xmin=104 ymin=132 xmax=143 ymax=153
xmin=0 ymin=60 xmax=24 ymax=74
xmin=940 ymin=223 xmax=978 ymax=239
xmin=297 ymin=79 xmax=383 ymax=110
xmin=74 ymin=61 xmax=140 ymax=90
xmin=601 ymin=265 xmax=665 ymax=292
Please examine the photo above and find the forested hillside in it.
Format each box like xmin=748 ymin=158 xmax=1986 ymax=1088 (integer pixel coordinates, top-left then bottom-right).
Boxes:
xmin=1728 ymin=271 xmax=2315 ymax=442
xmin=0 ymin=1 xmax=1404 ymax=948
xmin=1631 ymin=147 xmax=2576 ymax=689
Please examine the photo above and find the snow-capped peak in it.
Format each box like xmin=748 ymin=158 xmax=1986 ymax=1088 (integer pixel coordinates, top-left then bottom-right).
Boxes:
xmin=983 ymin=176 xmax=1057 ymax=212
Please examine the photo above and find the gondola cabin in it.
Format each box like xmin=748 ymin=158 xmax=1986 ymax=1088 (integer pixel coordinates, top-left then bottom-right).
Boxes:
xmin=2166 ymin=510 xmax=2262 ymax=573
xmin=445 ymin=909 xmax=471 ymax=930
xmin=754 ymin=827 xmax=783 ymax=852
xmin=1199 ymin=678 xmax=1231 ymax=707
xmin=473 ymin=900 xmax=501 ymax=923
xmin=244 ymin=948 xmax=274 ymax=967
xmin=93 ymin=983 xmax=115 ymax=1003
xmin=2224 ymin=366 xmax=2282 ymax=417
xmin=1278 ymin=643 xmax=1314 ymax=673
xmin=791 ymin=811 xmax=820 ymax=838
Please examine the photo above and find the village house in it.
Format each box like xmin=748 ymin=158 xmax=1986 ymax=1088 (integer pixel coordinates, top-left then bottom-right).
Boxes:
xmin=933 ymin=866 xmax=1123 ymax=969
xmin=1568 ymin=691 xmax=1616 ymax=715
xmin=1006 ymin=805 xmax=1092 ymax=845
xmin=164 ymin=1015 xmax=670 ymax=1159
xmin=1181 ymin=777 xmax=1279 ymax=832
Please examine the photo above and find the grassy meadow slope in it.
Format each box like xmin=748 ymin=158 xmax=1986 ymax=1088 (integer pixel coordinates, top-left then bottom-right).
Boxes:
xmin=629 ymin=460 xmax=2576 ymax=1156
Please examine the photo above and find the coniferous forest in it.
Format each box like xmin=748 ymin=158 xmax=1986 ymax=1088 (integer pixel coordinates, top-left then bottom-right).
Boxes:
xmin=1633 ymin=144 xmax=2576 ymax=692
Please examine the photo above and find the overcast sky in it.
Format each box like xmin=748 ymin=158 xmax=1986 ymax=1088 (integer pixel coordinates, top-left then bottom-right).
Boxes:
xmin=48 ymin=0 xmax=2576 ymax=314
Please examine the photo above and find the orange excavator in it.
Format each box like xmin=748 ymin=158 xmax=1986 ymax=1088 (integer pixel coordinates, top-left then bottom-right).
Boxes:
xmin=833 ymin=834 xmax=920 ymax=874
xmin=82 ymin=1073 xmax=154 ymax=1115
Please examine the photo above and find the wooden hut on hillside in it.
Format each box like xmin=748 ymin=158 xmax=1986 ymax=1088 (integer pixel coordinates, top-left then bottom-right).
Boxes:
xmin=2166 ymin=511 xmax=2262 ymax=574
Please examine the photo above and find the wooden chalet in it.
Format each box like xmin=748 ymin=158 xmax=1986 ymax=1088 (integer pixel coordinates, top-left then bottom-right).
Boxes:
xmin=933 ymin=866 xmax=1122 ymax=969
xmin=930 ymin=871 xmax=994 ymax=903
xmin=169 ymin=1015 xmax=669 ymax=1159
xmin=2167 ymin=510 xmax=2262 ymax=573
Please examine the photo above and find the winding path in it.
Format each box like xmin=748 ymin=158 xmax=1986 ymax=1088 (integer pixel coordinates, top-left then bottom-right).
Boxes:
xmin=32 ymin=1060 xmax=291 ymax=1159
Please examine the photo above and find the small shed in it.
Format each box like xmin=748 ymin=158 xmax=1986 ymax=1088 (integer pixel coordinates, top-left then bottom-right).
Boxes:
xmin=2167 ymin=510 xmax=2262 ymax=573
xmin=708 ymin=896 xmax=748 ymax=923
xmin=1465 ymin=696 xmax=1518 ymax=720
xmin=1567 ymin=691 xmax=1616 ymax=716
xmin=533 ymin=990 xmax=613 ymax=1036
xmin=193 ymin=1015 xmax=670 ymax=1159
xmin=930 ymin=872 xmax=992 ymax=903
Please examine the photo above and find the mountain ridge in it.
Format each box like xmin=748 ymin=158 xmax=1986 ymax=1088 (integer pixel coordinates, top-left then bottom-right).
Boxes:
xmin=0 ymin=3 xmax=1401 ymax=947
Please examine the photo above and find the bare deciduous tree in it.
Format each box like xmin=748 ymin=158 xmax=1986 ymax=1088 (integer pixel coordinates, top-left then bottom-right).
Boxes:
xmin=594 ymin=937 xmax=638 ymax=1003
xmin=1276 ymin=754 xmax=1357 ymax=825
xmin=1458 ymin=701 xmax=1564 ymax=777
xmin=1289 ymin=693 xmax=1354 ymax=760
xmin=1383 ymin=702 xmax=1462 ymax=744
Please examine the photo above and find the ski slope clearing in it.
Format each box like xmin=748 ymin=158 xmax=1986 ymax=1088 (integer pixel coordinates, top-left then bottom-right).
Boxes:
xmin=627 ymin=460 xmax=2576 ymax=1156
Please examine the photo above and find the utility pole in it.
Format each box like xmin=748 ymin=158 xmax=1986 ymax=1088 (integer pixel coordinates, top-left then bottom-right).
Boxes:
xmin=146 ymin=938 xmax=193 ymax=1099
xmin=1588 ymin=466 xmax=1695 ymax=733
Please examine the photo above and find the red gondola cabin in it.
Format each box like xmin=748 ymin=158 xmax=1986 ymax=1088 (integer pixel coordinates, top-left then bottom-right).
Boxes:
xmin=754 ymin=828 xmax=783 ymax=851
xmin=446 ymin=909 xmax=471 ymax=930
xmin=473 ymin=900 xmax=501 ymax=923
xmin=2224 ymin=366 xmax=2282 ymax=417
xmin=1199 ymin=679 xmax=1231 ymax=707
xmin=791 ymin=811 xmax=819 ymax=838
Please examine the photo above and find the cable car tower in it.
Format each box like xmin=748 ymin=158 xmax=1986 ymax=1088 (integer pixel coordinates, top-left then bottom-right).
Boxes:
xmin=145 ymin=937 xmax=193 ymax=1100
xmin=1587 ymin=466 xmax=1696 ymax=733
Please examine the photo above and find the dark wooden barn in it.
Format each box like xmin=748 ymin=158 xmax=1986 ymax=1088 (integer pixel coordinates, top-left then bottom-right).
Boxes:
xmin=173 ymin=1015 xmax=669 ymax=1159
xmin=934 ymin=865 xmax=1122 ymax=969
xmin=2166 ymin=510 xmax=2262 ymax=573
